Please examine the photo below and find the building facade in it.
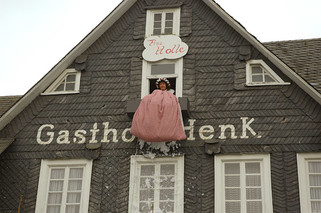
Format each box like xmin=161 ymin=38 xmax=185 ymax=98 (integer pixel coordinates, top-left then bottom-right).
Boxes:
xmin=1 ymin=0 xmax=321 ymax=212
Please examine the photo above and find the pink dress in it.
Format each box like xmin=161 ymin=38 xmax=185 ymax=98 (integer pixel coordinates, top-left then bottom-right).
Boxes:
xmin=130 ymin=90 xmax=186 ymax=142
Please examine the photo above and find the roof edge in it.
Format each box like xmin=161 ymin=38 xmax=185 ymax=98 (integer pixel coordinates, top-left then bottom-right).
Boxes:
xmin=203 ymin=0 xmax=321 ymax=105
xmin=0 ymin=0 xmax=137 ymax=131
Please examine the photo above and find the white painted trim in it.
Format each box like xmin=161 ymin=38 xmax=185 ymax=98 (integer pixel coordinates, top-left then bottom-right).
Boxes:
xmin=128 ymin=155 xmax=184 ymax=213
xmin=215 ymin=154 xmax=273 ymax=213
xmin=246 ymin=59 xmax=291 ymax=86
xmin=42 ymin=68 xmax=81 ymax=95
xmin=297 ymin=153 xmax=321 ymax=213
xmin=141 ymin=58 xmax=183 ymax=98
xmin=145 ymin=7 xmax=181 ymax=37
xmin=35 ymin=159 xmax=93 ymax=213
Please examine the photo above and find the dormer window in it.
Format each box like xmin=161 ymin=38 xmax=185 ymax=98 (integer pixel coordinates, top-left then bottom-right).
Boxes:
xmin=145 ymin=8 xmax=180 ymax=37
xmin=246 ymin=60 xmax=290 ymax=86
xmin=43 ymin=69 xmax=81 ymax=95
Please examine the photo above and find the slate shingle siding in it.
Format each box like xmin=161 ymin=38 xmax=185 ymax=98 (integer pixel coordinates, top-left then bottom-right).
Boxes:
xmin=0 ymin=0 xmax=321 ymax=212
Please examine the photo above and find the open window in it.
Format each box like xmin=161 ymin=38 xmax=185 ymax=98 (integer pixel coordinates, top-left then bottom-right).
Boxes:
xmin=246 ymin=60 xmax=290 ymax=86
xmin=141 ymin=59 xmax=183 ymax=98
xmin=128 ymin=155 xmax=184 ymax=213
xmin=43 ymin=68 xmax=81 ymax=95
xmin=145 ymin=8 xmax=181 ymax=37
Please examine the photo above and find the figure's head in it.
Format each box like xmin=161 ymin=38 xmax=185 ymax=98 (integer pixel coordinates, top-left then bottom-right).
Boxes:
xmin=155 ymin=78 xmax=171 ymax=91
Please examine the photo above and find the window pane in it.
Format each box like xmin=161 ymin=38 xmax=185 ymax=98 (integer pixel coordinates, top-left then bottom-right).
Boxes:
xmin=225 ymin=188 xmax=240 ymax=200
xmin=139 ymin=202 xmax=153 ymax=213
xmin=311 ymin=201 xmax=321 ymax=212
xmin=161 ymin=164 xmax=175 ymax=175
xmin=68 ymin=180 xmax=82 ymax=191
xmin=141 ymin=165 xmax=155 ymax=176
xmin=67 ymin=192 xmax=81 ymax=203
xmin=225 ymin=176 xmax=240 ymax=187
xmin=251 ymin=66 xmax=262 ymax=74
xmin=309 ymin=162 xmax=321 ymax=173
xmin=153 ymin=29 xmax=161 ymax=35
xmin=165 ymin=13 xmax=173 ymax=20
xmin=160 ymin=176 xmax=175 ymax=187
xmin=153 ymin=21 xmax=161 ymax=28
xmin=226 ymin=201 xmax=241 ymax=213
xmin=66 ymin=74 xmax=76 ymax=82
xmin=66 ymin=205 xmax=80 ymax=213
xmin=69 ymin=168 xmax=83 ymax=178
xmin=247 ymin=201 xmax=262 ymax=213
xmin=55 ymin=84 xmax=65 ymax=91
xmin=50 ymin=168 xmax=64 ymax=178
xmin=164 ymin=27 xmax=173 ymax=34
xmin=47 ymin=205 xmax=60 ymax=213
xmin=151 ymin=64 xmax=175 ymax=75
xmin=48 ymin=193 xmax=62 ymax=204
xmin=225 ymin=163 xmax=240 ymax=174
xmin=49 ymin=180 xmax=64 ymax=191
xmin=140 ymin=177 xmax=155 ymax=189
xmin=245 ymin=163 xmax=260 ymax=174
xmin=154 ymin=14 xmax=162 ymax=21
xmin=66 ymin=83 xmax=75 ymax=91
xmin=246 ymin=175 xmax=261 ymax=187
xmin=160 ymin=189 xmax=174 ymax=200
xmin=246 ymin=188 xmax=262 ymax=200
xmin=264 ymin=74 xmax=275 ymax=82
xmin=252 ymin=75 xmax=263 ymax=82
xmin=310 ymin=175 xmax=321 ymax=186
xmin=160 ymin=201 xmax=174 ymax=212
xmin=140 ymin=189 xmax=154 ymax=201
xmin=165 ymin=21 xmax=173 ymax=28
xmin=311 ymin=188 xmax=321 ymax=199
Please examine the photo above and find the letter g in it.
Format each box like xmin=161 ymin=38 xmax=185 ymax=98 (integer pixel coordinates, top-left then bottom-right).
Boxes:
xmin=37 ymin=124 xmax=54 ymax=145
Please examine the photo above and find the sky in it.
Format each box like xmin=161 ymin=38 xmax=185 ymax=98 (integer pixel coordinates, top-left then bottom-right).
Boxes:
xmin=1 ymin=0 xmax=321 ymax=96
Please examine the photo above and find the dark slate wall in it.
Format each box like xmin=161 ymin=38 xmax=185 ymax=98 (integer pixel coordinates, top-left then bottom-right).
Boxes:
xmin=0 ymin=0 xmax=321 ymax=212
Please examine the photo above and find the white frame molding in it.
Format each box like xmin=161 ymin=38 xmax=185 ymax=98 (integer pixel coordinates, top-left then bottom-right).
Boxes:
xmin=128 ymin=155 xmax=184 ymax=213
xmin=297 ymin=153 xmax=321 ymax=213
xmin=141 ymin=58 xmax=183 ymax=98
xmin=42 ymin=68 xmax=81 ymax=95
xmin=246 ymin=60 xmax=290 ymax=86
xmin=215 ymin=154 xmax=273 ymax=213
xmin=35 ymin=159 xmax=93 ymax=213
xmin=145 ymin=7 xmax=181 ymax=37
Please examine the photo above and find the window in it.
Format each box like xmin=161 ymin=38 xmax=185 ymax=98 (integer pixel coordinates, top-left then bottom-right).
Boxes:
xmin=246 ymin=60 xmax=290 ymax=86
xmin=128 ymin=155 xmax=184 ymax=213
xmin=43 ymin=69 xmax=81 ymax=95
xmin=215 ymin=154 xmax=273 ymax=213
xmin=35 ymin=159 xmax=92 ymax=213
xmin=141 ymin=59 xmax=183 ymax=98
xmin=145 ymin=8 xmax=181 ymax=37
xmin=297 ymin=153 xmax=321 ymax=213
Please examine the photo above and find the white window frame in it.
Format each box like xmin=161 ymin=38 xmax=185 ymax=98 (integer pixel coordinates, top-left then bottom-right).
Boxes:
xmin=128 ymin=155 xmax=184 ymax=213
xmin=141 ymin=58 xmax=183 ymax=98
xmin=246 ymin=60 xmax=290 ymax=86
xmin=145 ymin=8 xmax=181 ymax=37
xmin=35 ymin=159 xmax=93 ymax=213
xmin=215 ymin=154 xmax=273 ymax=213
xmin=297 ymin=153 xmax=321 ymax=213
xmin=42 ymin=68 xmax=81 ymax=95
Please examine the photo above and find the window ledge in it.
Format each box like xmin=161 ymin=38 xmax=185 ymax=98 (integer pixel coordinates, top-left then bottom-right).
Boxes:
xmin=126 ymin=97 xmax=189 ymax=118
xmin=41 ymin=91 xmax=80 ymax=96
xmin=246 ymin=82 xmax=291 ymax=87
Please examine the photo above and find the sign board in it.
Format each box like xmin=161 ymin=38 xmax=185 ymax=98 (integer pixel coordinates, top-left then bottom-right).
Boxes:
xmin=142 ymin=35 xmax=189 ymax=62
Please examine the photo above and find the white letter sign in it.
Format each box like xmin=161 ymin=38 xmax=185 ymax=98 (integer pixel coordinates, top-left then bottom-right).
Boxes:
xmin=142 ymin=35 xmax=189 ymax=62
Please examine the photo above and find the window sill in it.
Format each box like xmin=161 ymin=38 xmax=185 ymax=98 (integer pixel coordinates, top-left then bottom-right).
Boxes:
xmin=126 ymin=97 xmax=189 ymax=118
xmin=246 ymin=82 xmax=291 ymax=87
xmin=41 ymin=91 xmax=80 ymax=96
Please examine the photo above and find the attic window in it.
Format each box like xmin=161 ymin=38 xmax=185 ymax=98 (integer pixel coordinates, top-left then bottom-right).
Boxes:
xmin=43 ymin=69 xmax=81 ymax=95
xmin=145 ymin=8 xmax=180 ymax=37
xmin=246 ymin=60 xmax=290 ymax=86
